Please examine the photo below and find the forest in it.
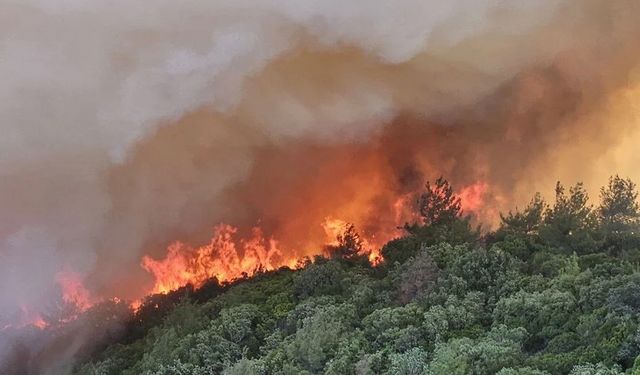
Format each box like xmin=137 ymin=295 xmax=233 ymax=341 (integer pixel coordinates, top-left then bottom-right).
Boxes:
xmin=64 ymin=176 xmax=640 ymax=374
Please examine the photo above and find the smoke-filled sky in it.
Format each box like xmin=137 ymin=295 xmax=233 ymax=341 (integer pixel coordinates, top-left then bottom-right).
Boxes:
xmin=1 ymin=0 xmax=640 ymax=343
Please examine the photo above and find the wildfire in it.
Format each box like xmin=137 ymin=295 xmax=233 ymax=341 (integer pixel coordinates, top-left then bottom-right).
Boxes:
xmin=321 ymin=217 xmax=385 ymax=265
xmin=141 ymin=224 xmax=287 ymax=294
xmin=32 ymin=316 xmax=47 ymax=329
xmin=458 ymin=181 xmax=489 ymax=213
xmin=141 ymin=181 xmax=489 ymax=296
xmin=16 ymin=306 xmax=48 ymax=330
xmin=0 ymin=272 xmax=96 ymax=331
xmin=393 ymin=193 xmax=421 ymax=226
xmin=56 ymin=271 xmax=93 ymax=313
xmin=141 ymin=219 xmax=390 ymax=295
xmin=6 ymin=179 xmax=490 ymax=330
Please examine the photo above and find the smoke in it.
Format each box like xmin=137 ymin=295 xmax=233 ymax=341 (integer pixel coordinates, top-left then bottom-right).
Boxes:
xmin=1 ymin=0 xmax=640 ymax=372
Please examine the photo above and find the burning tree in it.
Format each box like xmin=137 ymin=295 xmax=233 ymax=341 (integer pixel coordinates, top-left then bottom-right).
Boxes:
xmin=324 ymin=223 xmax=366 ymax=261
xmin=335 ymin=223 xmax=364 ymax=260
xmin=383 ymin=178 xmax=479 ymax=265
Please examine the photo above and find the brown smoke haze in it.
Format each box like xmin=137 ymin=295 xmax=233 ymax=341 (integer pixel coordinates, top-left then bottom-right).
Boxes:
xmin=1 ymin=0 xmax=640 ymax=372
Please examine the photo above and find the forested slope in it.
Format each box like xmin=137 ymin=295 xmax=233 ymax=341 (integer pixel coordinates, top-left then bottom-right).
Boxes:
xmin=75 ymin=177 xmax=640 ymax=375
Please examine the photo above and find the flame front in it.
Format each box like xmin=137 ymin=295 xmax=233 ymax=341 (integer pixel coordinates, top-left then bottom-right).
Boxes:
xmin=4 ymin=180 xmax=489 ymax=329
xmin=141 ymin=182 xmax=487 ymax=295
xmin=141 ymin=224 xmax=287 ymax=294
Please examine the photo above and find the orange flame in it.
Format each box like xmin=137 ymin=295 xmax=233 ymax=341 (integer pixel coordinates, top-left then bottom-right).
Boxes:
xmin=458 ymin=181 xmax=488 ymax=213
xmin=4 ymin=179 xmax=490 ymax=329
xmin=55 ymin=271 xmax=93 ymax=312
xmin=3 ymin=273 xmax=95 ymax=331
xmin=142 ymin=218 xmax=391 ymax=295
xmin=141 ymin=181 xmax=489 ymax=295
xmin=32 ymin=316 xmax=48 ymax=329
xmin=321 ymin=217 xmax=384 ymax=264
xmin=321 ymin=217 xmax=350 ymax=246
xmin=7 ymin=305 xmax=50 ymax=330
xmin=141 ymin=224 xmax=286 ymax=294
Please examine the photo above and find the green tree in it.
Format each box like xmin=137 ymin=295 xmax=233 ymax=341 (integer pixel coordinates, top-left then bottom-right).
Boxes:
xmin=293 ymin=260 xmax=345 ymax=300
xmin=428 ymin=325 xmax=526 ymax=375
xmin=417 ymin=177 xmax=462 ymax=227
xmin=286 ymin=304 xmax=357 ymax=373
xmin=223 ymin=358 xmax=266 ymax=375
xmin=500 ymin=193 xmax=547 ymax=236
xmin=599 ymin=176 xmax=640 ymax=232
xmin=598 ymin=176 xmax=640 ymax=254
xmin=393 ymin=249 xmax=439 ymax=303
xmin=539 ymin=182 xmax=598 ymax=254
xmin=387 ymin=348 xmax=429 ymax=375
xmin=362 ymin=304 xmax=424 ymax=351
xmin=496 ymin=367 xmax=551 ymax=375
xmin=569 ymin=363 xmax=623 ymax=375
xmin=422 ymin=292 xmax=485 ymax=343
xmin=493 ymin=289 xmax=576 ymax=346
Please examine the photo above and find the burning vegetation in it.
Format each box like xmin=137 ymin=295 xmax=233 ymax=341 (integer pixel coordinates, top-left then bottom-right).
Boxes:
xmin=8 ymin=177 xmax=487 ymax=328
xmin=139 ymin=179 xmax=486 ymax=297
xmin=5 ymin=176 xmax=640 ymax=374
xmin=2 ymin=1 xmax=640 ymax=374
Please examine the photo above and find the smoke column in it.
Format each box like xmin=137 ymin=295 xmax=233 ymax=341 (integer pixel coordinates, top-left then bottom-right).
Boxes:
xmin=1 ymin=0 xmax=640 ymax=372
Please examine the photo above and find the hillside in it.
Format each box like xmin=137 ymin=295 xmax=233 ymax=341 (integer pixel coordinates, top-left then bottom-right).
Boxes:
xmin=73 ymin=177 xmax=640 ymax=375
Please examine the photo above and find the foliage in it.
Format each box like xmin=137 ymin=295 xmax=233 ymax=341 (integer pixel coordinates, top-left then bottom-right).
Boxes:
xmin=333 ymin=223 xmax=365 ymax=260
xmin=74 ymin=177 xmax=640 ymax=375
xmin=418 ymin=176 xmax=463 ymax=227
xmin=538 ymin=182 xmax=599 ymax=254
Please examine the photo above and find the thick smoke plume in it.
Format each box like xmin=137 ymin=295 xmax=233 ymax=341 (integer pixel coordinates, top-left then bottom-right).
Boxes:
xmin=1 ymin=0 xmax=640 ymax=372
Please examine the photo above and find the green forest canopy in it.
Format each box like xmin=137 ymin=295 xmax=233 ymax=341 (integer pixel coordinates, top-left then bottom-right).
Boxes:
xmin=31 ymin=176 xmax=640 ymax=374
